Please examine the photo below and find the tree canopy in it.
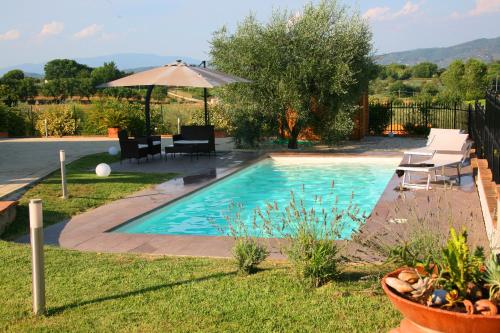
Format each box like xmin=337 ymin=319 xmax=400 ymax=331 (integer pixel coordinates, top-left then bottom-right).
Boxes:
xmin=210 ymin=0 xmax=373 ymax=148
xmin=440 ymin=59 xmax=489 ymax=102
xmin=44 ymin=59 xmax=92 ymax=80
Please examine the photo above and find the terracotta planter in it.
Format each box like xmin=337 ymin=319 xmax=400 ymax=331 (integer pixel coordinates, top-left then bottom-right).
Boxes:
xmin=107 ymin=127 xmax=120 ymax=138
xmin=214 ymin=130 xmax=226 ymax=138
xmin=0 ymin=132 xmax=8 ymax=138
xmin=382 ymin=268 xmax=500 ymax=333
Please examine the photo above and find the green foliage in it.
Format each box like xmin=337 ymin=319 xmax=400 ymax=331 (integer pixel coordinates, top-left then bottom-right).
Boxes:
xmin=0 ymin=70 xmax=39 ymax=106
xmin=368 ymin=103 xmax=391 ymax=134
xmin=232 ymin=238 xmax=269 ymax=274
xmin=388 ymin=81 xmax=417 ymax=97
xmin=35 ymin=104 xmax=80 ymax=137
xmin=386 ymin=231 xmax=441 ymax=271
xmin=412 ymin=62 xmax=438 ymax=78
xmin=258 ymin=189 xmax=365 ymax=288
xmin=0 ymin=104 xmax=8 ymax=131
xmin=0 ymin=104 xmax=29 ymax=136
xmin=189 ymin=101 xmax=233 ymax=132
xmin=440 ymin=59 xmax=489 ymax=102
xmin=438 ymin=228 xmax=485 ymax=296
xmin=486 ymin=256 xmax=500 ymax=301
xmin=382 ymin=64 xmax=412 ymax=80
xmin=90 ymin=61 xmax=125 ymax=86
xmin=2 ymin=69 xmax=24 ymax=81
xmin=211 ymin=0 xmax=373 ymax=148
xmin=463 ymin=58 xmax=488 ymax=100
xmin=318 ymin=104 xmax=356 ymax=143
xmin=44 ymin=59 xmax=92 ymax=80
xmin=286 ymin=230 xmax=340 ymax=288
xmin=220 ymin=202 xmax=270 ymax=274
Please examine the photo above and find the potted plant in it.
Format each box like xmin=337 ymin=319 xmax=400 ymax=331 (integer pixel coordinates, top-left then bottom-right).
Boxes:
xmin=381 ymin=227 xmax=500 ymax=333
xmin=103 ymin=109 xmax=126 ymax=138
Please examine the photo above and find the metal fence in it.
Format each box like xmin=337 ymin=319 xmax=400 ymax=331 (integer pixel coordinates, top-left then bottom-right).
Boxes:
xmin=469 ymin=91 xmax=500 ymax=183
xmin=368 ymin=102 xmax=469 ymax=135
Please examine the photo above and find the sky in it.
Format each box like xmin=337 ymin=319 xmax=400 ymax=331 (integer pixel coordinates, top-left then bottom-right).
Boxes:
xmin=0 ymin=0 xmax=499 ymax=68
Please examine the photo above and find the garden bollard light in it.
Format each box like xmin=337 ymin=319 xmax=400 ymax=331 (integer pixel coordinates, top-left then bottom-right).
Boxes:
xmin=29 ymin=199 xmax=45 ymax=315
xmin=60 ymin=150 xmax=68 ymax=199
xmin=177 ymin=117 xmax=180 ymax=134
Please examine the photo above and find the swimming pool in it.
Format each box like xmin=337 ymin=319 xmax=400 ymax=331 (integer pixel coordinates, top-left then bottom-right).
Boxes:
xmin=114 ymin=156 xmax=399 ymax=237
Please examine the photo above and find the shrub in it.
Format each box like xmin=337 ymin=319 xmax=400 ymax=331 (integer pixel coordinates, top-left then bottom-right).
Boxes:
xmin=369 ymin=103 xmax=391 ymax=135
xmin=6 ymin=109 xmax=28 ymax=136
xmin=258 ymin=189 xmax=365 ymax=287
xmin=232 ymin=238 xmax=269 ymax=274
xmin=218 ymin=202 xmax=270 ymax=275
xmin=0 ymin=104 xmax=8 ymax=132
xmin=35 ymin=104 xmax=79 ymax=137
xmin=317 ymin=105 xmax=356 ymax=144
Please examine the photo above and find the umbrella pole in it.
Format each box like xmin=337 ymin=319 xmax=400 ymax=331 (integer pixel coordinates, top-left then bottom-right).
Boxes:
xmin=145 ymin=85 xmax=154 ymax=136
xmin=204 ymin=88 xmax=208 ymax=125
xmin=202 ymin=61 xmax=209 ymax=125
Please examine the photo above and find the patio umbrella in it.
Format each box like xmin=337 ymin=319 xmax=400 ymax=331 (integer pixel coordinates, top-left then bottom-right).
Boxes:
xmin=98 ymin=60 xmax=250 ymax=136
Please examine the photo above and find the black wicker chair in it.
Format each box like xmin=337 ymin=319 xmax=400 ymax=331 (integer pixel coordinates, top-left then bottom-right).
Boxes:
xmin=118 ymin=130 xmax=149 ymax=163
xmin=137 ymin=135 xmax=162 ymax=159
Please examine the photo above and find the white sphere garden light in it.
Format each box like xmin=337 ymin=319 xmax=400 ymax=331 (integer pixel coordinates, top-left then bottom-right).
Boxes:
xmin=95 ymin=163 xmax=111 ymax=177
xmin=108 ymin=146 xmax=119 ymax=156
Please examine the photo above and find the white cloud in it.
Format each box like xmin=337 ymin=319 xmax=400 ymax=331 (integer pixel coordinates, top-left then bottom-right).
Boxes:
xmin=450 ymin=0 xmax=500 ymax=18
xmin=469 ymin=0 xmax=500 ymax=16
xmin=362 ymin=7 xmax=390 ymax=21
xmin=39 ymin=21 xmax=64 ymax=37
xmin=363 ymin=1 xmax=421 ymax=21
xmin=74 ymin=24 xmax=103 ymax=39
xmin=0 ymin=29 xmax=20 ymax=41
xmin=394 ymin=1 xmax=420 ymax=17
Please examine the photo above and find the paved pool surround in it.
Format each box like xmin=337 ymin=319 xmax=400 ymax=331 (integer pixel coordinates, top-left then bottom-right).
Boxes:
xmin=17 ymin=150 xmax=490 ymax=260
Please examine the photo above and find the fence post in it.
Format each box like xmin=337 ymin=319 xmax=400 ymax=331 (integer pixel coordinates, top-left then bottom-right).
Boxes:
xmin=468 ymin=104 xmax=472 ymax=135
xmin=390 ymin=101 xmax=393 ymax=134
xmin=453 ymin=103 xmax=457 ymax=129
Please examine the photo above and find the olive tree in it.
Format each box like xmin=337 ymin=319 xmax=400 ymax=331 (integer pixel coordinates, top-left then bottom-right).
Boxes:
xmin=210 ymin=0 xmax=373 ymax=148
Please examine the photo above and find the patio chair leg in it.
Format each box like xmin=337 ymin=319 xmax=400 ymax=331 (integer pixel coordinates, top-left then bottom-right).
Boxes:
xmin=457 ymin=165 xmax=461 ymax=184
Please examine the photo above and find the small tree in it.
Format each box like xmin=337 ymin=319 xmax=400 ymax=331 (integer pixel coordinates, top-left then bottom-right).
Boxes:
xmin=210 ymin=0 xmax=373 ymax=148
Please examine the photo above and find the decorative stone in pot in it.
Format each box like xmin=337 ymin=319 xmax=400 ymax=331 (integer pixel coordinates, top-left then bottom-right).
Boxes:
xmin=382 ymin=268 xmax=500 ymax=333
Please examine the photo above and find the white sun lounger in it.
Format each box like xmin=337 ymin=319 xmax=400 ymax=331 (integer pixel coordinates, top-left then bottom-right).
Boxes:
xmin=397 ymin=140 xmax=472 ymax=190
xmin=404 ymin=132 xmax=467 ymax=159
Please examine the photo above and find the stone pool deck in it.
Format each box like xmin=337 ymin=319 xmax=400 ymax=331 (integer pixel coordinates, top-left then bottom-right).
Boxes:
xmin=16 ymin=143 xmax=490 ymax=260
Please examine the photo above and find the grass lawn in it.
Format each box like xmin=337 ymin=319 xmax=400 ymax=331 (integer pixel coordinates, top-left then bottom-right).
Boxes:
xmin=0 ymin=152 xmax=401 ymax=332
xmin=2 ymin=153 xmax=176 ymax=239
xmin=0 ymin=241 xmax=401 ymax=332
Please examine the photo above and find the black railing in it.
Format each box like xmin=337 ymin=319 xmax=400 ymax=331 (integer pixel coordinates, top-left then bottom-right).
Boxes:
xmin=369 ymin=102 xmax=469 ymax=135
xmin=469 ymin=91 xmax=500 ymax=183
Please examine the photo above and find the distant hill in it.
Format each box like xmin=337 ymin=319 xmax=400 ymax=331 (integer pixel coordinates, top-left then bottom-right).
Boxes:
xmin=0 ymin=53 xmax=201 ymax=76
xmin=376 ymin=36 xmax=500 ymax=67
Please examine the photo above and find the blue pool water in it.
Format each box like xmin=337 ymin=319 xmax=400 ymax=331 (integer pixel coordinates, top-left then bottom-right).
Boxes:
xmin=114 ymin=157 xmax=398 ymax=237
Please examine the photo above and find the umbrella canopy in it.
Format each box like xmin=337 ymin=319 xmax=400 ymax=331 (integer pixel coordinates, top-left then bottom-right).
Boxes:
xmin=98 ymin=60 xmax=250 ymax=136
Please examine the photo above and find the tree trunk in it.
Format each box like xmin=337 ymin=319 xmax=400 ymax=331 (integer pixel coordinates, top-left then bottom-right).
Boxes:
xmin=287 ymin=126 xmax=300 ymax=149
